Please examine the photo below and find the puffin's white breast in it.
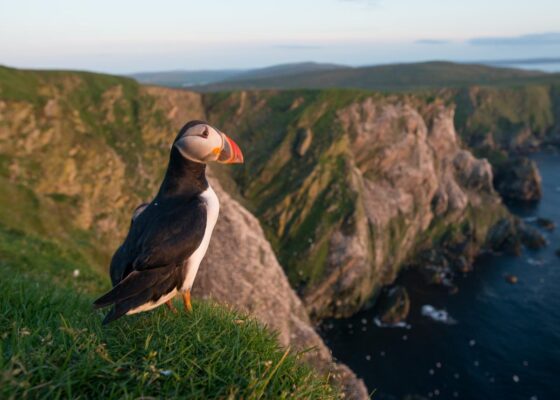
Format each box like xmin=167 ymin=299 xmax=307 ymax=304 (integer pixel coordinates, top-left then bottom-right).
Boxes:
xmin=181 ymin=185 xmax=220 ymax=292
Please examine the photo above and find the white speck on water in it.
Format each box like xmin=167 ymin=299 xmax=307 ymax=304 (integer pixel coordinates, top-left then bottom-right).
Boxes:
xmin=429 ymin=369 xmax=435 ymax=375
xmin=361 ymin=318 xmax=367 ymax=325
xmin=489 ymin=377 xmax=496 ymax=383
xmin=347 ymin=323 xmax=353 ymax=329
xmin=513 ymin=375 xmax=520 ymax=383
xmin=72 ymin=269 xmax=80 ymax=278
xmin=453 ymin=392 xmax=459 ymax=398
xmin=380 ymin=351 xmax=386 ymax=357
xmin=428 ymin=392 xmax=433 ymax=398
xmin=361 ymin=327 xmax=367 ymax=332
xmin=454 ymin=373 xmax=460 ymax=379
xmin=365 ymin=355 xmax=371 ymax=361
xmin=436 ymin=362 xmax=442 ymax=368
xmin=530 ymin=396 xmax=538 ymax=400
xmin=523 ymin=360 xmax=529 ymax=367
xmin=154 ymin=202 xmax=158 ymax=206
xmin=402 ymin=335 xmax=408 ymax=341
xmin=474 ymin=360 xmax=480 ymax=367
xmin=434 ymin=389 xmax=440 ymax=396
xmin=469 ymin=339 xmax=476 ymax=347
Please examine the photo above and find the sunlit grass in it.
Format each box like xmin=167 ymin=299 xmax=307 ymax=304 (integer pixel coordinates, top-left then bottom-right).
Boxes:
xmin=0 ymin=225 xmax=337 ymax=399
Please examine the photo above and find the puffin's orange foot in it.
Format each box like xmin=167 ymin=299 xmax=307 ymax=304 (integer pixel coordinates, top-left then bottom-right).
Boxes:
xmin=182 ymin=290 xmax=193 ymax=313
xmin=165 ymin=300 xmax=177 ymax=314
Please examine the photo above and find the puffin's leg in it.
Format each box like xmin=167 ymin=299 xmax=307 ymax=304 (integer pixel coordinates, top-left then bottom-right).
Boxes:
xmin=165 ymin=300 xmax=177 ymax=314
xmin=182 ymin=290 xmax=193 ymax=313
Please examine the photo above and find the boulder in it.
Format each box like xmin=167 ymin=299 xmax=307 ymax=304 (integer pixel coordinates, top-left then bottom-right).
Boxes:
xmin=536 ymin=217 xmax=555 ymax=231
xmin=486 ymin=218 xmax=522 ymax=255
xmin=505 ymin=274 xmax=518 ymax=284
xmin=519 ymin=223 xmax=547 ymax=250
xmin=493 ymin=157 xmax=542 ymax=202
xmin=374 ymin=286 xmax=410 ymax=324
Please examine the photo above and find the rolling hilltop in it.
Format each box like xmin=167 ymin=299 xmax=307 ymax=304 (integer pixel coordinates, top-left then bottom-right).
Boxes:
xmin=131 ymin=62 xmax=345 ymax=88
xmin=128 ymin=62 xmax=559 ymax=92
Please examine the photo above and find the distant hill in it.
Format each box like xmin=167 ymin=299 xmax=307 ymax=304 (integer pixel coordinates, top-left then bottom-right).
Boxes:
xmin=193 ymin=61 xmax=559 ymax=92
xmin=130 ymin=69 xmax=242 ymax=87
xmin=130 ymin=62 xmax=346 ymax=88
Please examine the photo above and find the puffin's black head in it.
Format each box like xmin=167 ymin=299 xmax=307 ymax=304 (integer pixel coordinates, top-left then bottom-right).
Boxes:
xmin=173 ymin=120 xmax=244 ymax=164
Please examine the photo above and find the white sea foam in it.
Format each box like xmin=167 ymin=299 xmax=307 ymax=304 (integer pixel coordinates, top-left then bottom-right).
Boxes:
xmin=373 ymin=317 xmax=411 ymax=329
xmin=421 ymin=305 xmax=457 ymax=324
xmin=527 ymin=257 xmax=547 ymax=266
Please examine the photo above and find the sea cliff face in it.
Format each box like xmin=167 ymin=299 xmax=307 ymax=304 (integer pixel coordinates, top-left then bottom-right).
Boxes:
xmin=206 ymin=91 xmax=509 ymax=319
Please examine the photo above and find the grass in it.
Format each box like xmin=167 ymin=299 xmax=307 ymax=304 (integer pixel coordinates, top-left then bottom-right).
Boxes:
xmin=0 ymin=224 xmax=337 ymax=399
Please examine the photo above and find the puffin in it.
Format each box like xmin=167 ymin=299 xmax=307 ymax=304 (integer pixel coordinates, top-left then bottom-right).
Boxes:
xmin=93 ymin=120 xmax=244 ymax=324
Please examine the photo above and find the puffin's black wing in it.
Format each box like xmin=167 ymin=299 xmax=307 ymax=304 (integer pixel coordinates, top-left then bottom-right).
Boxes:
xmin=93 ymin=197 xmax=207 ymax=323
xmin=110 ymin=203 xmax=150 ymax=286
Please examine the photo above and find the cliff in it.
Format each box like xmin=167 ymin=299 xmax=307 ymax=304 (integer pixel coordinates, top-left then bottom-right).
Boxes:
xmin=0 ymin=67 xmax=366 ymax=398
xmin=206 ymin=90 xmax=510 ymax=318
xmin=2 ymin=66 xmax=533 ymax=398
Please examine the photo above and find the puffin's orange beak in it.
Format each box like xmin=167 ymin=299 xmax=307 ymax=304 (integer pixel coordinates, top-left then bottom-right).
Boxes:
xmin=218 ymin=133 xmax=244 ymax=164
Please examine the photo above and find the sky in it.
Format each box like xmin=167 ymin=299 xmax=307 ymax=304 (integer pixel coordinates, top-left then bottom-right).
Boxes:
xmin=1 ymin=0 xmax=560 ymax=73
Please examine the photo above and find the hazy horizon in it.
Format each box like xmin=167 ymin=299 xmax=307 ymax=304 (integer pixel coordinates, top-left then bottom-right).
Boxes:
xmin=2 ymin=0 xmax=560 ymax=74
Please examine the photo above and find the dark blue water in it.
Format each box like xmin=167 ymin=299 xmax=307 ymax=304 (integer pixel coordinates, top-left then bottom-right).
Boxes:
xmin=322 ymin=153 xmax=560 ymax=400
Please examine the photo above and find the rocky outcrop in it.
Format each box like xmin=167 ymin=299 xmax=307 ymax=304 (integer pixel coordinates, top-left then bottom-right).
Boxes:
xmin=493 ymin=157 xmax=542 ymax=202
xmin=374 ymin=286 xmax=410 ymax=324
xmin=195 ymin=175 xmax=368 ymax=399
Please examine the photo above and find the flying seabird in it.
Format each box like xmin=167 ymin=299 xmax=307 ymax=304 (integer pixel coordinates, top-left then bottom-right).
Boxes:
xmin=93 ymin=120 xmax=244 ymax=324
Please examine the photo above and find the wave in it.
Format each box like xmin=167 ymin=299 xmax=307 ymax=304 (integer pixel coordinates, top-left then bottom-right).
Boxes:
xmin=421 ymin=305 xmax=457 ymax=325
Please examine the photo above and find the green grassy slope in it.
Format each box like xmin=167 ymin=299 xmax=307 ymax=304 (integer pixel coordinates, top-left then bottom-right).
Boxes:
xmin=195 ymin=61 xmax=559 ymax=92
xmin=0 ymin=226 xmax=335 ymax=399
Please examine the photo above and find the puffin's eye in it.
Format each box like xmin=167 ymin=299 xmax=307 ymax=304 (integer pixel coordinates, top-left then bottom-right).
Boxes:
xmin=201 ymin=128 xmax=209 ymax=138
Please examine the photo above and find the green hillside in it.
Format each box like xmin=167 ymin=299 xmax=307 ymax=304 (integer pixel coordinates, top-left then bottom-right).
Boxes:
xmin=0 ymin=66 xmax=336 ymax=399
xmin=194 ymin=61 xmax=559 ymax=92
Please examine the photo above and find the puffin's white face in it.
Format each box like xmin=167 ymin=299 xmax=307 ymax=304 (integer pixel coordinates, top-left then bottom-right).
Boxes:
xmin=174 ymin=123 xmax=244 ymax=164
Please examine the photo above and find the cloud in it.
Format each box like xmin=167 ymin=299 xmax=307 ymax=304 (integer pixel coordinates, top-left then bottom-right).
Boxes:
xmin=415 ymin=39 xmax=450 ymax=45
xmin=271 ymin=44 xmax=322 ymax=50
xmin=339 ymin=0 xmax=380 ymax=5
xmin=469 ymin=32 xmax=560 ymax=46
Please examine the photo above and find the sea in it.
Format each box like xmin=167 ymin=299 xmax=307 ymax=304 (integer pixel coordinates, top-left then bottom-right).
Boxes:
xmin=322 ymin=153 xmax=560 ymax=400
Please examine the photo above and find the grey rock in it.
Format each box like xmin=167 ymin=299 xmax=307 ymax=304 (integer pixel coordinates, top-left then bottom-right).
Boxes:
xmin=494 ymin=157 xmax=542 ymax=201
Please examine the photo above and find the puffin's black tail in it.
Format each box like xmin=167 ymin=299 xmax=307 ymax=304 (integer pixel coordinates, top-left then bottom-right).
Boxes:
xmin=93 ymin=268 xmax=178 ymax=325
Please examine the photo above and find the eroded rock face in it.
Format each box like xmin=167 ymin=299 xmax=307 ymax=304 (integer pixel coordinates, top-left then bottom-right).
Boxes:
xmin=195 ymin=174 xmax=368 ymax=400
xmin=303 ymin=101 xmax=506 ymax=318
